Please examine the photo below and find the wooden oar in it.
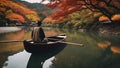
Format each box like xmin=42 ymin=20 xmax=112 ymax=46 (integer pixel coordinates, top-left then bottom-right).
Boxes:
xmin=63 ymin=42 xmax=84 ymax=46
xmin=56 ymin=41 xmax=83 ymax=46
xmin=0 ymin=40 xmax=24 ymax=43
xmin=0 ymin=40 xmax=83 ymax=46
xmin=47 ymin=38 xmax=84 ymax=46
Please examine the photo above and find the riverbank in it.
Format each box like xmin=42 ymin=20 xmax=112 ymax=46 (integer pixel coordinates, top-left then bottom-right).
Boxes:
xmin=0 ymin=27 xmax=22 ymax=33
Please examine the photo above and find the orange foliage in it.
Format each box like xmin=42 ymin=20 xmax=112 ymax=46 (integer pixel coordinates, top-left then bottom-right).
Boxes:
xmin=111 ymin=14 xmax=120 ymax=21
xmin=99 ymin=14 xmax=120 ymax=22
xmin=99 ymin=16 xmax=110 ymax=22
xmin=43 ymin=0 xmax=120 ymax=22
xmin=43 ymin=16 xmax=56 ymax=23
xmin=43 ymin=15 xmax=67 ymax=23
xmin=0 ymin=7 xmax=6 ymax=16
xmin=98 ymin=2 xmax=106 ymax=7
xmin=6 ymin=13 xmax=25 ymax=23
xmin=0 ymin=7 xmax=6 ymax=12
xmin=44 ymin=0 xmax=84 ymax=21
xmin=9 ymin=1 xmax=37 ymax=15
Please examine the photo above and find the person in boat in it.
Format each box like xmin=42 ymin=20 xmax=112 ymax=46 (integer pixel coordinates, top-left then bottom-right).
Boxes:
xmin=31 ymin=20 xmax=48 ymax=43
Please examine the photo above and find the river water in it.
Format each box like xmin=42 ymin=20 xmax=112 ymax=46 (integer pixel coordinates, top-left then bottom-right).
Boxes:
xmin=0 ymin=27 xmax=120 ymax=68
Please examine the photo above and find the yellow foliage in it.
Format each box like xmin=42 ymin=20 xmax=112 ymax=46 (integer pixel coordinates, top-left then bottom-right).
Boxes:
xmin=26 ymin=14 xmax=40 ymax=22
xmin=93 ymin=12 xmax=101 ymax=17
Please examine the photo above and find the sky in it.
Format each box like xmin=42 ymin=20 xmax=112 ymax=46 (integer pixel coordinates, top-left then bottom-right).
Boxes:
xmin=22 ymin=0 xmax=41 ymax=3
xmin=22 ymin=0 xmax=49 ymax=4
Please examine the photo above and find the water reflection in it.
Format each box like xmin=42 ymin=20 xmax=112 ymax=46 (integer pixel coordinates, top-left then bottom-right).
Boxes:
xmin=0 ymin=30 xmax=25 ymax=54
xmin=98 ymin=41 xmax=120 ymax=54
xmin=0 ymin=27 xmax=61 ymax=68
xmin=98 ymin=41 xmax=111 ymax=50
xmin=27 ymin=44 xmax=66 ymax=68
xmin=50 ymin=30 xmax=120 ymax=68
xmin=0 ymin=30 xmax=25 ymax=40
xmin=0 ymin=30 xmax=26 ymax=68
xmin=3 ymin=50 xmax=31 ymax=68
xmin=111 ymin=46 xmax=120 ymax=54
xmin=0 ymin=27 xmax=120 ymax=68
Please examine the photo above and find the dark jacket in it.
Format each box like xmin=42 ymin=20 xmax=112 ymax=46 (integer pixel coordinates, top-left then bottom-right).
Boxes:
xmin=31 ymin=27 xmax=45 ymax=43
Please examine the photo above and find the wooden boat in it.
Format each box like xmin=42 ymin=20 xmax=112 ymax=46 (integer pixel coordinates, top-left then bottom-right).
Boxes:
xmin=27 ymin=43 xmax=67 ymax=68
xmin=23 ymin=34 xmax=67 ymax=53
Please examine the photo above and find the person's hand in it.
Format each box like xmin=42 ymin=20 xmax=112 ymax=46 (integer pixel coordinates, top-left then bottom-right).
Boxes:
xmin=42 ymin=38 xmax=48 ymax=43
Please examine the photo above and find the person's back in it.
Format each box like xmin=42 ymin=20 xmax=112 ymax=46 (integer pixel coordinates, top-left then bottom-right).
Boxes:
xmin=31 ymin=27 xmax=45 ymax=43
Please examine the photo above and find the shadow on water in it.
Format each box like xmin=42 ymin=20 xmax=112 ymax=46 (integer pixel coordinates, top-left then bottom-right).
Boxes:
xmin=27 ymin=44 xmax=66 ymax=68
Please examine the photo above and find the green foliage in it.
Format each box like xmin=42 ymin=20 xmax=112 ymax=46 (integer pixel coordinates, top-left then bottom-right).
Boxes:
xmin=57 ymin=23 xmax=65 ymax=28
xmin=74 ymin=22 xmax=82 ymax=30
xmin=64 ymin=9 xmax=102 ymax=29
xmin=66 ymin=21 xmax=73 ymax=29
xmin=69 ymin=12 xmax=81 ymax=20
xmin=0 ymin=20 xmax=6 ymax=26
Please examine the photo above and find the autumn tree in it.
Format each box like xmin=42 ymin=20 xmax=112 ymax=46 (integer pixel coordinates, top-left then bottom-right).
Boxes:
xmin=0 ymin=0 xmax=40 ymax=26
xmin=0 ymin=5 xmax=11 ymax=26
xmin=6 ymin=13 xmax=25 ymax=23
xmin=42 ymin=0 xmax=120 ymax=22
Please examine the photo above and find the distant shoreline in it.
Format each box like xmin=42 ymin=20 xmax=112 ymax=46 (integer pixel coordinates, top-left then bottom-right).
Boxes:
xmin=0 ymin=27 xmax=22 ymax=33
